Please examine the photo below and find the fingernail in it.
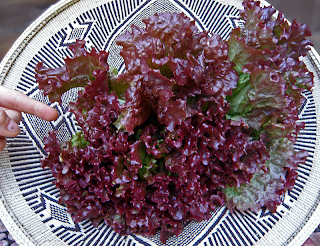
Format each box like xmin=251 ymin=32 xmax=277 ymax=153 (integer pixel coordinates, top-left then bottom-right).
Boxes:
xmin=7 ymin=120 xmax=19 ymax=132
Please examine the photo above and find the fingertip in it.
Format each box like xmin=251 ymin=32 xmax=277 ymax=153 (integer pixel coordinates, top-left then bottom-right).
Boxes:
xmin=53 ymin=108 xmax=59 ymax=120
xmin=46 ymin=107 xmax=59 ymax=121
xmin=34 ymin=103 xmax=59 ymax=121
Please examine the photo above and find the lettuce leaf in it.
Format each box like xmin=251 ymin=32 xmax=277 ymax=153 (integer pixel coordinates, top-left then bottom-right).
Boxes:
xmin=223 ymin=138 xmax=308 ymax=213
xmin=37 ymin=2 xmax=314 ymax=243
xmin=35 ymin=40 xmax=128 ymax=104
xmin=224 ymin=0 xmax=313 ymax=211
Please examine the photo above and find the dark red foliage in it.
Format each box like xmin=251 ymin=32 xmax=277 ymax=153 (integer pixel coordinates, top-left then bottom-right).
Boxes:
xmin=37 ymin=1 xmax=313 ymax=243
xmin=224 ymin=0 xmax=312 ymax=212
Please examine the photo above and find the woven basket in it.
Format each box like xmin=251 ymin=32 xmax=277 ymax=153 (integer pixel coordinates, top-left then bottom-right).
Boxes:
xmin=0 ymin=0 xmax=319 ymax=245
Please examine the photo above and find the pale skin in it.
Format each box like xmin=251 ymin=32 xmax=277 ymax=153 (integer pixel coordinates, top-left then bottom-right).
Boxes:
xmin=0 ymin=85 xmax=58 ymax=151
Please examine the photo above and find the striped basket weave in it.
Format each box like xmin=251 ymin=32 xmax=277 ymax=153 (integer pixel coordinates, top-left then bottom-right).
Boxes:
xmin=0 ymin=0 xmax=319 ymax=245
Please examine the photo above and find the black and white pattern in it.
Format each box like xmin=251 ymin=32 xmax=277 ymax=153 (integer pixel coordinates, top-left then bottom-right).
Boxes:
xmin=4 ymin=0 xmax=317 ymax=245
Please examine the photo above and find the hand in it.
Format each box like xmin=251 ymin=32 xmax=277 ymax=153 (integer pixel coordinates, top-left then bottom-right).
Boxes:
xmin=0 ymin=85 xmax=58 ymax=151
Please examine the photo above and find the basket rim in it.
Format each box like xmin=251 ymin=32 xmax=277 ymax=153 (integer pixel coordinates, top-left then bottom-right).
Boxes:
xmin=0 ymin=0 xmax=320 ymax=245
xmin=0 ymin=1 xmax=78 ymax=245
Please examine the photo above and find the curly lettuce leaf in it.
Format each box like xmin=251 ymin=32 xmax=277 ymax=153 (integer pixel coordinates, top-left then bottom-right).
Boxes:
xmin=35 ymin=40 xmax=108 ymax=103
xmin=35 ymin=40 xmax=129 ymax=104
xmin=38 ymin=4 xmax=314 ymax=243
xmin=224 ymin=0 xmax=313 ymax=212
xmin=114 ymin=86 xmax=152 ymax=133
xmin=227 ymin=0 xmax=313 ymax=141
xmin=223 ymin=138 xmax=308 ymax=213
xmin=227 ymin=67 xmax=287 ymax=130
xmin=116 ymin=13 xmax=238 ymax=133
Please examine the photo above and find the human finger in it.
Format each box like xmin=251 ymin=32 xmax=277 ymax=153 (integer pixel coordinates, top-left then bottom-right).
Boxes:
xmin=0 ymin=136 xmax=7 ymax=151
xmin=2 ymin=108 xmax=22 ymax=124
xmin=0 ymin=85 xmax=58 ymax=121
xmin=0 ymin=108 xmax=20 ymax=138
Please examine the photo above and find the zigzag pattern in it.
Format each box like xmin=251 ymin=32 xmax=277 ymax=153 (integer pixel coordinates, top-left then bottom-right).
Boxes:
xmin=8 ymin=0 xmax=316 ymax=245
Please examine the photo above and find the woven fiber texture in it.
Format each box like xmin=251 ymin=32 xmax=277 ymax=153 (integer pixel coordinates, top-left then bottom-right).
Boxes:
xmin=0 ymin=0 xmax=319 ymax=245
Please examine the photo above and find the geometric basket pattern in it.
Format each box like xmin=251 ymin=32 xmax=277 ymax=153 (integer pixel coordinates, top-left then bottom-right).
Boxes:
xmin=0 ymin=0 xmax=320 ymax=245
